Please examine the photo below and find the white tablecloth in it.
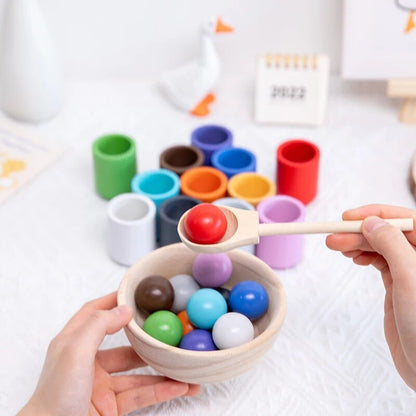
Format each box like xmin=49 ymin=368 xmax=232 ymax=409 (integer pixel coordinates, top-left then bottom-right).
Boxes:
xmin=1 ymin=76 xmax=416 ymax=416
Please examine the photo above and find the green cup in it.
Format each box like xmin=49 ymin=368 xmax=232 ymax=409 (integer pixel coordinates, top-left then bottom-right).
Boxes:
xmin=92 ymin=133 xmax=137 ymax=199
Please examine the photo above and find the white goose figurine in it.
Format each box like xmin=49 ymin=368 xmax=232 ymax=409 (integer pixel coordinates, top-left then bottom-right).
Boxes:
xmin=160 ymin=16 xmax=233 ymax=117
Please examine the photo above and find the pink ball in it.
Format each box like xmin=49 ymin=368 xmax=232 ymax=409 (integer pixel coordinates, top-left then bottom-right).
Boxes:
xmin=192 ymin=253 xmax=232 ymax=288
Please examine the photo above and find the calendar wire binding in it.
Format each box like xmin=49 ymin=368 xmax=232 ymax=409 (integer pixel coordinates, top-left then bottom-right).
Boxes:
xmin=264 ymin=54 xmax=319 ymax=70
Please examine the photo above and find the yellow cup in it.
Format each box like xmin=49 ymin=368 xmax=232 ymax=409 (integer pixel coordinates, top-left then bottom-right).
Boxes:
xmin=227 ymin=172 xmax=276 ymax=207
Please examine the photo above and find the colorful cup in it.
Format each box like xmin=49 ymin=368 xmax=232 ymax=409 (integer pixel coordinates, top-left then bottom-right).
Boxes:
xmin=180 ymin=166 xmax=228 ymax=202
xmin=131 ymin=169 xmax=180 ymax=240
xmin=191 ymin=125 xmax=233 ymax=166
xmin=227 ymin=172 xmax=276 ymax=207
xmin=276 ymin=139 xmax=320 ymax=205
xmin=256 ymin=195 xmax=306 ymax=269
xmin=213 ymin=197 xmax=256 ymax=255
xmin=131 ymin=169 xmax=180 ymax=208
xmin=159 ymin=145 xmax=205 ymax=176
xmin=158 ymin=195 xmax=201 ymax=247
xmin=92 ymin=133 xmax=137 ymax=199
xmin=107 ymin=193 xmax=156 ymax=266
xmin=211 ymin=147 xmax=256 ymax=178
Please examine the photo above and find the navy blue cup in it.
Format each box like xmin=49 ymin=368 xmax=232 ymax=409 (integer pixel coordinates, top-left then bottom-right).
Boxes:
xmin=158 ymin=195 xmax=201 ymax=247
xmin=191 ymin=125 xmax=233 ymax=166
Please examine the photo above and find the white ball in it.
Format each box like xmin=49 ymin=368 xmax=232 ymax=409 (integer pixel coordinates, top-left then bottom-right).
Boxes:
xmin=169 ymin=274 xmax=200 ymax=313
xmin=212 ymin=312 xmax=254 ymax=349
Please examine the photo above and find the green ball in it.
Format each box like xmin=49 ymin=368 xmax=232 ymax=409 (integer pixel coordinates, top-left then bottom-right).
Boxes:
xmin=143 ymin=310 xmax=183 ymax=346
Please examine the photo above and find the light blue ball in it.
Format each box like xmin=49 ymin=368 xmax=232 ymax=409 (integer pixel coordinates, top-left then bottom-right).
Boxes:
xmin=186 ymin=288 xmax=228 ymax=329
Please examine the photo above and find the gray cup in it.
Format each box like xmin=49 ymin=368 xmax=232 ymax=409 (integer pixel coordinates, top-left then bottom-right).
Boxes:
xmin=158 ymin=196 xmax=202 ymax=247
xmin=213 ymin=197 xmax=256 ymax=255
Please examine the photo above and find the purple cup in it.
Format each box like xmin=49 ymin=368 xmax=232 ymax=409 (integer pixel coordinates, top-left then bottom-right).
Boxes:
xmin=255 ymin=195 xmax=306 ymax=269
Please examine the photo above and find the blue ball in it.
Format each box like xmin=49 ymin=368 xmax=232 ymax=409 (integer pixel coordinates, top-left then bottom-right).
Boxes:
xmin=179 ymin=329 xmax=217 ymax=351
xmin=186 ymin=288 xmax=227 ymax=329
xmin=229 ymin=280 xmax=269 ymax=320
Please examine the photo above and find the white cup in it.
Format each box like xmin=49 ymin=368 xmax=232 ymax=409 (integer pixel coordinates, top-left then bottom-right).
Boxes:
xmin=107 ymin=193 xmax=156 ymax=266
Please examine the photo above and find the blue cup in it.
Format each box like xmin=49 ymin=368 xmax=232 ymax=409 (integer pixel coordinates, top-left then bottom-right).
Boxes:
xmin=211 ymin=147 xmax=256 ymax=178
xmin=131 ymin=169 xmax=180 ymax=208
xmin=131 ymin=169 xmax=180 ymax=239
xmin=191 ymin=125 xmax=233 ymax=166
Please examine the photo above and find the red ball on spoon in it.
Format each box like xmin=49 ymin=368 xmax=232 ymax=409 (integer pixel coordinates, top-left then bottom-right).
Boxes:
xmin=183 ymin=203 xmax=227 ymax=244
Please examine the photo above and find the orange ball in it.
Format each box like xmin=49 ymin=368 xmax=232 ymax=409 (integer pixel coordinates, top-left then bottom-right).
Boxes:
xmin=177 ymin=310 xmax=196 ymax=336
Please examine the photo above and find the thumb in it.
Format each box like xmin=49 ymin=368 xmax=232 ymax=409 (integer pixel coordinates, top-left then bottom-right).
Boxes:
xmin=362 ymin=216 xmax=416 ymax=277
xmin=76 ymin=304 xmax=134 ymax=353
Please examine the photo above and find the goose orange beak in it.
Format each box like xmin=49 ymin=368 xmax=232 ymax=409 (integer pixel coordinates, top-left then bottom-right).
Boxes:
xmin=216 ymin=18 xmax=233 ymax=33
xmin=405 ymin=11 xmax=415 ymax=33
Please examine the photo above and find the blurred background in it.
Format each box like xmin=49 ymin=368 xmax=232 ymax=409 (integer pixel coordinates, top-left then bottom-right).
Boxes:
xmin=0 ymin=0 xmax=342 ymax=80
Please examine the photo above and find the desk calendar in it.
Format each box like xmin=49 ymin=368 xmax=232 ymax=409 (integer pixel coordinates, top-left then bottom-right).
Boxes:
xmin=254 ymin=54 xmax=330 ymax=126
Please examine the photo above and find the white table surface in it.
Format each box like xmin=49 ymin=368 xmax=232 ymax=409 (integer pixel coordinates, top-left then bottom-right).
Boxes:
xmin=1 ymin=76 xmax=416 ymax=416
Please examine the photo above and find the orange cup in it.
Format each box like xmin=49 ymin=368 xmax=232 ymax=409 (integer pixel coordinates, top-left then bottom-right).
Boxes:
xmin=180 ymin=166 xmax=227 ymax=202
xmin=227 ymin=172 xmax=276 ymax=207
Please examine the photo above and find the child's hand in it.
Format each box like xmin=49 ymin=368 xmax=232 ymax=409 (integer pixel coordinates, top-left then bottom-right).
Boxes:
xmin=17 ymin=292 xmax=201 ymax=416
xmin=326 ymin=204 xmax=416 ymax=391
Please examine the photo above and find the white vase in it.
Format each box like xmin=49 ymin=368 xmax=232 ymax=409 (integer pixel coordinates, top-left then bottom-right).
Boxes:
xmin=0 ymin=0 xmax=63 ymax=123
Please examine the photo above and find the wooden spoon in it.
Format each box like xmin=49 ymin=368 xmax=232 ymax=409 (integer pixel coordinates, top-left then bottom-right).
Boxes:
xmin=177 ymin=205 xmax=415 ymax=253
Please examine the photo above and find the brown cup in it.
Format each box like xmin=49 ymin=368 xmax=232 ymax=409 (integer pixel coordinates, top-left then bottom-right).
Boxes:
xmin=160 ymin=145 xmax=205 ymax=176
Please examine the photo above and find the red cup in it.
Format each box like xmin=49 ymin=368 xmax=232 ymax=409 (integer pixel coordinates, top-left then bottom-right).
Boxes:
xmin=276 ymin=139 xmax=320 ymax=205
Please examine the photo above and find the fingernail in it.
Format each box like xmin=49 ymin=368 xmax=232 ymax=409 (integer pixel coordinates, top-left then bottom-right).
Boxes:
xmin=343 ymin=208 xmax=358 ymax=218
xmin=364 ymin=216 xmax=387 ymax=233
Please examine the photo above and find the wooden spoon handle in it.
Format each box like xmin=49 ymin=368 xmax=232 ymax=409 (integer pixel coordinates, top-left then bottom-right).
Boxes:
xmin=258 ymin=218 xmax=414 ymax=236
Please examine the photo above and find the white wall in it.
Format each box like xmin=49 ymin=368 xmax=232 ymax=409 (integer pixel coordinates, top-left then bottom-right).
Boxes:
xmin=2 ymin=0 xmax=344 ymax=80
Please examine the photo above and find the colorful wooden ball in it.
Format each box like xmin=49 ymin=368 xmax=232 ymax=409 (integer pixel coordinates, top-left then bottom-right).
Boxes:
xmin=214 ymin=287 xmax=231 ymax=310
xmin=169 ymin=274 xmax=200 ymax=313
xmin=228 ymin=280 xmax=269 ymax=320
xmin=212 ymin=312 xmax=255 ymax=349
xmin=143 ymin=310 xmax=183 ymax=346
xmin=134 ymin=275 xmax=174 ymax=314
xmin=179 ymin=329 xmax=217 ymax=351
xmin=186 ymin=288 xmax=227 ymax=329
xmin=192 ymin=253 xmax=232 ymax=287
xmin=183 ymin=203 xmax=227 ymax=244
xmin=177 ymin=310 xmax=196 ymax=336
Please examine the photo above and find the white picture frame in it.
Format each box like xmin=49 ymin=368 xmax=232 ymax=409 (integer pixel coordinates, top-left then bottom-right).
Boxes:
xmin=342 ymin=0 xmax=416 ymax=79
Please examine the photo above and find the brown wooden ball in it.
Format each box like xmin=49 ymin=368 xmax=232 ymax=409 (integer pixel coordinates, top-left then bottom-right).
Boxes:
xmin=134 ymin=275 xmax=174 ymax=314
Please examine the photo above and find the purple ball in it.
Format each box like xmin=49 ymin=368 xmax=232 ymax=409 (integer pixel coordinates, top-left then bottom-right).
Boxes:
xmin=179 ymin=329 xmax=217 ymax=351
xmin=192 ymin=253 xmax=232 ymax=287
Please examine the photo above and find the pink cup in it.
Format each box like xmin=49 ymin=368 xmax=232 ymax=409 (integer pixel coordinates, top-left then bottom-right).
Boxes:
xmin=256 ymin=195 xmax=306 ymax=269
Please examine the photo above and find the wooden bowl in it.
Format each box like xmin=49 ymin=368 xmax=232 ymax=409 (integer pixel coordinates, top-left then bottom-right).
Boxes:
xmin=117 ymin=243 xmax=286 ymax=384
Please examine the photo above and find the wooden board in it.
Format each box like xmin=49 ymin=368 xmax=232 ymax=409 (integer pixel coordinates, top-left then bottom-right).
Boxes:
xmin=400 ymin=98 xmax=416 ymax=123
xmin=387 ymin=79 xmax=416 ymax=98
xmin=387 ymin=79 xmax=416 ymax=124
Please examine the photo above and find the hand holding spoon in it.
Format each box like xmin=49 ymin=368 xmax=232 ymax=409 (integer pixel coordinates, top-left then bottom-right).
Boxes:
xmin=177 ymin=205 xmax=415 ymax=253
